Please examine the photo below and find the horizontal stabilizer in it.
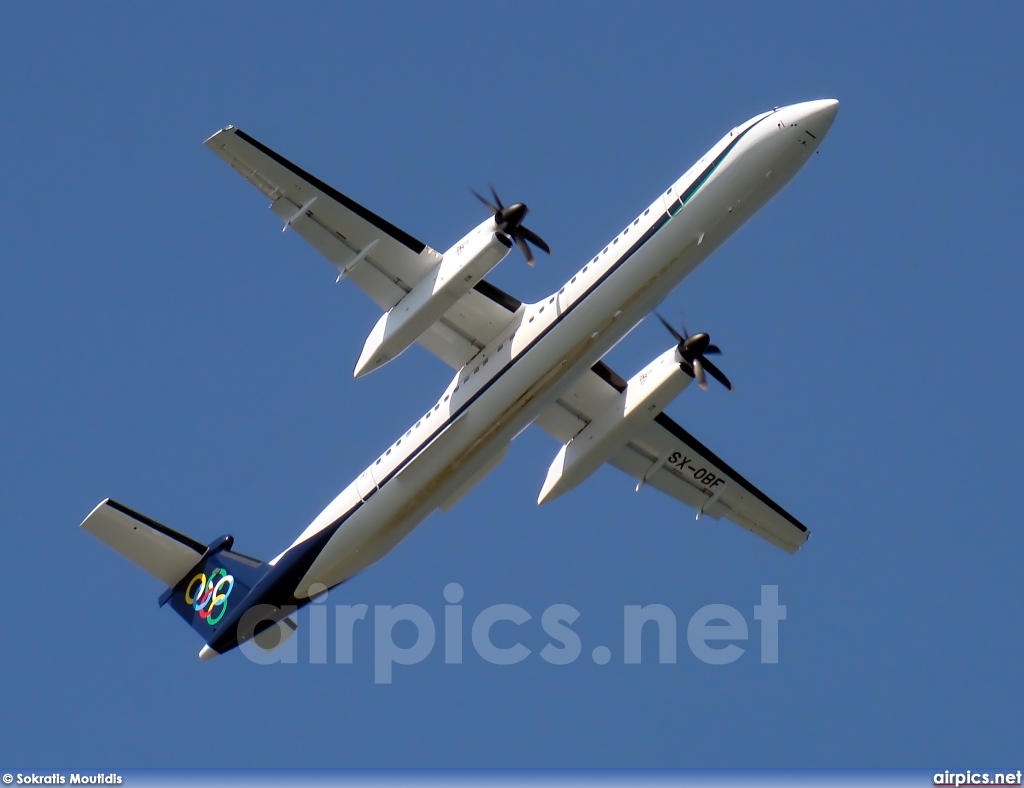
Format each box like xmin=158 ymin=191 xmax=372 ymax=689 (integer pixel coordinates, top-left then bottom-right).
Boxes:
xmin=80 ymin=499 xmax=206 ymax=587
xmin=82 ymin=498 xmax=281 ymax=654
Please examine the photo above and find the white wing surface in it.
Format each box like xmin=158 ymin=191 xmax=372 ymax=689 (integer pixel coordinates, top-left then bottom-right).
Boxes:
xmin=536 ymin=363 xmax=810 ymax=554
xmin=205 ymin=127 xmax=522 ymax=370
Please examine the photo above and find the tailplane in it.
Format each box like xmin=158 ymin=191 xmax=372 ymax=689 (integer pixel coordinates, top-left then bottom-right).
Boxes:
xmin=81 ymin=499 xmax=297 ymax=659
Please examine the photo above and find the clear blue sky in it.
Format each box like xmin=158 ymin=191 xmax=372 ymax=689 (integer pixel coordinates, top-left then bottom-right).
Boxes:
xmin=1 ymin=1 xmax=1021 ymax=769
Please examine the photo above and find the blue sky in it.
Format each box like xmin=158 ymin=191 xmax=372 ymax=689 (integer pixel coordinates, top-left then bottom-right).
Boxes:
xmin=1 ymin=1 xmax=1022 ymax=769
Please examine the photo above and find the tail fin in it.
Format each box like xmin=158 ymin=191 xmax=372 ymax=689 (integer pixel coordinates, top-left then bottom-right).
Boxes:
xmin=159 ymin=535 xmax=269 ymax=636
xmin=81 ymin=499 xmax=297 ymax=658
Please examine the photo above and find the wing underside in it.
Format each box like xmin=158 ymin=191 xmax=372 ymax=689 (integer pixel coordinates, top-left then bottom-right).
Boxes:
xmin=536 ymin=363 xmax=809 ymax=554
xmin=205 ymin=126 xmax=521 ymax=370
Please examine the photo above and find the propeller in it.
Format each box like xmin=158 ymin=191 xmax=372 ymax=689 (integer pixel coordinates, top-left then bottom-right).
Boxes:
xmin=472 ymin=184 xmax=551 ymax=266
xmin=655 ymin=312 xmax=732 ymax=392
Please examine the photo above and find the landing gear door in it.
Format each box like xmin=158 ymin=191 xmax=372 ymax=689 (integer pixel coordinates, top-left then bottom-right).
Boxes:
xmin=356 ymin=467 xmax=378 ymax=501
xmin=663 ymin=185 xmax=682 ymax=216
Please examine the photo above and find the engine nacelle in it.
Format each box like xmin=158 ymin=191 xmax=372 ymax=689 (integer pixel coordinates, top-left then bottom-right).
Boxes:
xmin=354 ymin=220 xmax=512 ymax=377
xmin=538 ymin=347 xmax=694 ymax=504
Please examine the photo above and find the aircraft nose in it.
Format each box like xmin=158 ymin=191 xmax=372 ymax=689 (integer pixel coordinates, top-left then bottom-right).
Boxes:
xmin=798 ymin=98 xmax=839 ymax=138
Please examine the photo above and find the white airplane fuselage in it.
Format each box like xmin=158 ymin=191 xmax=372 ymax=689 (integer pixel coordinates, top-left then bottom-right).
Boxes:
xmin=279 ymin=100 xmax=839 ymax=597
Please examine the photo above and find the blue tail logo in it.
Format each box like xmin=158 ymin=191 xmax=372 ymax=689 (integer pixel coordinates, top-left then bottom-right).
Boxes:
xmin=184 ymin=568 xmax=236 ymax=626
xmin=162 ymin=535 xmax=270 ymax=641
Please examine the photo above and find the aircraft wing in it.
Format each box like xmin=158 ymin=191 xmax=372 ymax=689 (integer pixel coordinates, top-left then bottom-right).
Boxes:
xmin=205 ymin=127 xmax=521 ymax=370
xmin=534 ymin=362 xmax=810 ymax=554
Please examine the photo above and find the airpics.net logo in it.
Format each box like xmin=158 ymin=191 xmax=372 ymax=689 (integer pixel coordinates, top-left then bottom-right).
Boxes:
xmin=237 ymin=584 xmax=788 ymax=684
xmin=934 ymin=772 xmax=1023 ymax=786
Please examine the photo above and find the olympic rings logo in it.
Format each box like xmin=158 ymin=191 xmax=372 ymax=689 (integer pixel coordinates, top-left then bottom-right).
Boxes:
xmin=184 ymin=568 xmax=235 ymax=626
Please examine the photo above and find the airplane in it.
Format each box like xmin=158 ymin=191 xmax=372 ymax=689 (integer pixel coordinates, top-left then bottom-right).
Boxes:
xmin=81 ymin=99 xmax=839 ymax=660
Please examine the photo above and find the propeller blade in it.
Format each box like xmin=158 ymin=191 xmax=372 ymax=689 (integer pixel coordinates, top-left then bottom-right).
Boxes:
xmin=701 ymin=358 xmax=732 ymax=391
xmin=655 ymin=312 xmax=685 ymax=344
xmin=472 ymin=187 xmax=546 ymax=266
xmin=693 ymin=359 xmax=708 ymax=390
xmin=515 ymin=235 xmax=535 ymax=266
xmin=705 ymin=344 xmax=722 ymax=355
xmin=471 ymin=188 xmax=499 ymax=215
xmin=519 ymin=225 xmax=551 ymax=255
xmin=489 ymin=184 xmax=505 ymax=211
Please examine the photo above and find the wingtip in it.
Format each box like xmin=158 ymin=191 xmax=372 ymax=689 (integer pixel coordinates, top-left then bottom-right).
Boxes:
xmin=203 ymin=125 xmax=237 ymax=147
xmin=79 ymin=497 xmax=113 ymax=529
